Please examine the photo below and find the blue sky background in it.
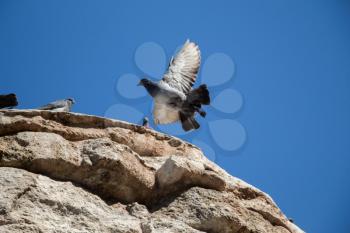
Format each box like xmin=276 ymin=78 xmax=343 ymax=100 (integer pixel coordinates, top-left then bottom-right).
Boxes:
xmin=1 ymin=1 xmax=350 ymax=232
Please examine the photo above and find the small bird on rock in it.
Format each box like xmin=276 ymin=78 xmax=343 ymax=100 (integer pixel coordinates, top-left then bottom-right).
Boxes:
xmin=138 ymin=40 xmax=210 ymax=131
xmin=142 ymin=117 xmax=150 ymax=128
xmin=0 ymin=93 xmax=18 ymax=109
xmin=38 ymin=98 xmax=75 ymax=112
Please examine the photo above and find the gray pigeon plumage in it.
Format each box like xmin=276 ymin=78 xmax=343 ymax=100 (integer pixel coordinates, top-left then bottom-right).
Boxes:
xmin=39 ymin=98 xmax=75 ymax=112
xmin=138 ymin=40 xmax=210 ymax=131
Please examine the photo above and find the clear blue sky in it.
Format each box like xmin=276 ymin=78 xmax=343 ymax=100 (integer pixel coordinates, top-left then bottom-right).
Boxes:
xmin=1 ymin=1 xmax=350 ymax=232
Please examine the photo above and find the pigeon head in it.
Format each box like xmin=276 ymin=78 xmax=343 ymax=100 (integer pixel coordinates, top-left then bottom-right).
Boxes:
xmin=137 ymin=78 xmax=151 ymax=87
xmin=138 ymin=78 xmax=159 ymax=97
xmin=66 ymin=98 xmax=75 ymax=104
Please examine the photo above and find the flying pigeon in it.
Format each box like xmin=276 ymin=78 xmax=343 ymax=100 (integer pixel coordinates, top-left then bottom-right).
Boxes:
xmin=38 ymin=98 xmax=75 ymax=112
xmin=0 ymin=93 xmax=18 ymax=109
xmin=138 ymin=40 xmax=210 ymax=131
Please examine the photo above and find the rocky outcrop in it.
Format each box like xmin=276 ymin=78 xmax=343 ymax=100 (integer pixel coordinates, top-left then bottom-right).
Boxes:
xmin=0 ymin=110 xmax=304 ymax=233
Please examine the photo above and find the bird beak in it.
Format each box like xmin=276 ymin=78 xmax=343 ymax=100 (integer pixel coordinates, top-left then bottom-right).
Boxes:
xmin=137 ymin=81 xmax=142 ymax=86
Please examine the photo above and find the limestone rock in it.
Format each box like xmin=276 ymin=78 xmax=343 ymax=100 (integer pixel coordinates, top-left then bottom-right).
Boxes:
xmin=0 ymin=110 xmax=304 ymax=233
xmin=0 ymin=167 xmax=141 ymax=233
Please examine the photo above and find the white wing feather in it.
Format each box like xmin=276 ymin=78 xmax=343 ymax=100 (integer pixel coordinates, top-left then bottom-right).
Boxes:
xmin=160 ymin=40 xmax=201 ymax=94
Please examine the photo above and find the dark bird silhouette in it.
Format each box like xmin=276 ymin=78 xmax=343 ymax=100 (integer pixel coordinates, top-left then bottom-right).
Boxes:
xmin=0 ymin=93 xmax=18 ymax=109
xmin=142 ymin=117 xmax=150 ymax=128
xmin=138 ymin=40 xmax=210 ymax=131
xmin=38 ymin=98 xmax=75 ymax=112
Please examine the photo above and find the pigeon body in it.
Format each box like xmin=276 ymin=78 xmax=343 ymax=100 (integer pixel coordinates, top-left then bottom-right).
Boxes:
xmin=0 ymin=93 xmax=18 ymax=109
xmin=139 ymin=40 xmax=210 ymax=131
xmin=39 ymin=98 xmax=75 ymax=112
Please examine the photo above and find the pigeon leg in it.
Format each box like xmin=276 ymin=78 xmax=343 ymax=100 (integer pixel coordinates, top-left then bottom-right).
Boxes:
xmin=192 ymin=105 xmax=206 ymax=118
xmin=197 ymin=109 xmax=206 ymax=118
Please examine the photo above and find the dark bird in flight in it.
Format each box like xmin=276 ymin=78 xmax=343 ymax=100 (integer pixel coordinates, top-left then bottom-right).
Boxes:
xmin=38 ymin=98 xmax=75 ymax=112
xmin=0 ymin=93 xmax=18 ymax=109
xmin=138 ymin=40 xmax=210 ymax=131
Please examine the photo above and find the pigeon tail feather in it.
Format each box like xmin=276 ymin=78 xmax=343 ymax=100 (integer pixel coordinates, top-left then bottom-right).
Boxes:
xmin=186 ymin=84 xmax=210 ymax=106
xmin=180 ymin=112 xmax=200 ymax=131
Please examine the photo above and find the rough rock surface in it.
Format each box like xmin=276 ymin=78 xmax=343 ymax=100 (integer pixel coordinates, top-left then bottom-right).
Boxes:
xmin=0 ymin=110 xmax=304 ymax=233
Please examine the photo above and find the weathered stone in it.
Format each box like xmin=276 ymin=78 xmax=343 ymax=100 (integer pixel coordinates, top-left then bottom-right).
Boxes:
xmin=0 ymin=110 xmax=304 ymax=233
xmin=0 ymin=167 xmax=142 ymax=233
xmin=156 ymin=156 xmax=226 ymax=193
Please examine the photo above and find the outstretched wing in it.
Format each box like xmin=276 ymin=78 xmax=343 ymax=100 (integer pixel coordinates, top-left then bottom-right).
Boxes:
xmin=160 ymin=40 xmax=201 ymax=94
xmin=39 ymin=100 xmax=66 ymax=110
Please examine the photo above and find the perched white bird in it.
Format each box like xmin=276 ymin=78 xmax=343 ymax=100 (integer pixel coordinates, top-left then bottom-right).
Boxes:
xmin=138 ymin=40 xmax=210 ymax=131
xmin=39 ymin=98 xmax=75 ymax=112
